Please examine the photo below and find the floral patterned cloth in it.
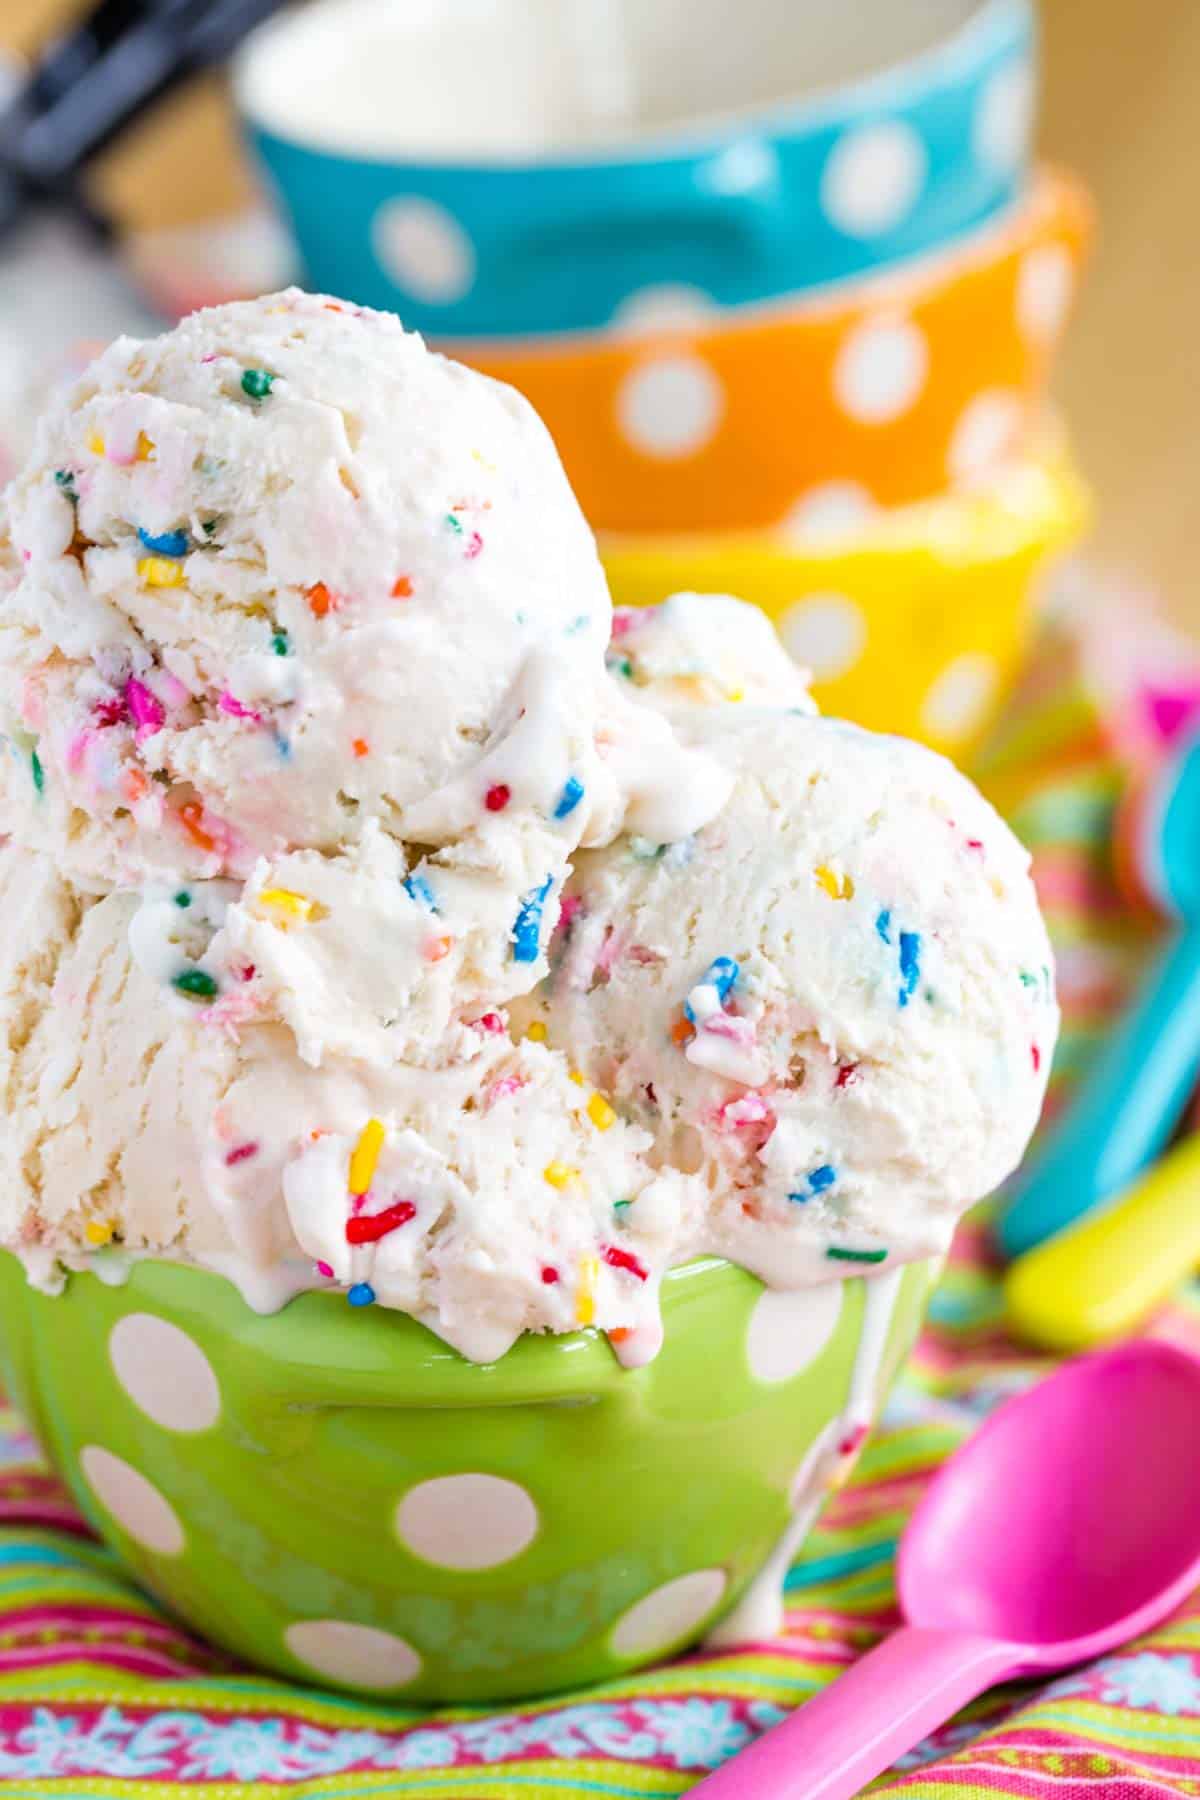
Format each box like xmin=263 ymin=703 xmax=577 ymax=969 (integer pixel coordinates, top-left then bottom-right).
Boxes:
xmin=0 ymin=607 xmax=1197 ymax=1796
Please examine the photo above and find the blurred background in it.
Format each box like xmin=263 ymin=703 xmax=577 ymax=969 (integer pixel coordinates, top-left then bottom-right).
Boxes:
xmin=2 ymin=0 xmax=1195 ymax=625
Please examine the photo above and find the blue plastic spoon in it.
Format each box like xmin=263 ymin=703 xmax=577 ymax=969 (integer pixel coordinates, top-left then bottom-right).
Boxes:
xmin=998 ymin=728 xmax=1200 ymax=1257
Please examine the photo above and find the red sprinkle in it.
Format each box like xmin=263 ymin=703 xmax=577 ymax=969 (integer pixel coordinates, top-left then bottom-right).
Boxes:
xmin=601 ymin=1244 xmax=649 ymax=1282
xmin=839 ymin=1423 xmax=868 ymax=1458
xmin=315 ymin=1260 xmax=334 ymax=1277
xmin=92 ymin=697 xmax=126 ymax=729
xmin=392 ymin=575 xmax=413 ymax=599
xmin=1031 ymin=1043 xmax=1041 ymax=1072
xmin=345 ymin=1199 xmax=416 ymax=1244
xmin=464 ymin=531 xmax=483 ymax=560
xmin=238 ymin=963 xmax=257 ymax=983
xmin=966 ymin=838 xmax=985 ymax=853
xmin=540 ymin=1266 xmax=560 ymax=1285
xmin=834 ymin=1062 xmax=861 ymax=1090
xmin=485 ymin=783 xmax=511 ymax=812
xmin=352 ymin=738 xmax=370 ymax=758
xmin=476 ymin=1012 xmax=505 ymax=1034
xmin=224 ymin=1142 xmax=259 ymax=1167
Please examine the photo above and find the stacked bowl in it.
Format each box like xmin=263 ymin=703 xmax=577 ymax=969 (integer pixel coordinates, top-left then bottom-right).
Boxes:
xmin=236 ymin=0 xmax=1090 ymax=756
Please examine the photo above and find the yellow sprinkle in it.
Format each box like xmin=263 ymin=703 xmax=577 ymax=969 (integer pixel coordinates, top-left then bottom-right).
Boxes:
xmin=87 ymin=432 xmax=105 ymax=457
xmin=569 ymin=1070 xmax=585 ymax=1086
xmin=726 ymin=686 xmax=745 ymax=703
xmin=575 ymin=1255 xmax=599 ymax=1326
xmin=349 ymin=1118 xmax=385 ymax=1197
xmin=84 ymin=1220 xmax=113 ymax=1246
xmin=257 ymin=887 xmax=314 ymax=925
xmin=814 ymin=863 xmax=855 ymax=901
xmin=135 ymin=432 xmax=155 ymax=461
xmin=543 ymin=1161 xmax=579 ymax=1190
xmin=137 ymin=556 xmax=185 ymax=588
xmin=587 ymin=1093 xmax=617 ymax=1132
xmin=526 ymin=1021 xmax=548 ymax=1043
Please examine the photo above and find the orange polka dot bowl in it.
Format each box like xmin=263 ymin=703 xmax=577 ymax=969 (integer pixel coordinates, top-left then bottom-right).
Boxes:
xmin=0 ymin=1249 xmax=936 ymax=1701
xmin=601 ymin=434 xmax=1090 ymax=759
xmin=447 ymin=169 xmax=1091 ymax=536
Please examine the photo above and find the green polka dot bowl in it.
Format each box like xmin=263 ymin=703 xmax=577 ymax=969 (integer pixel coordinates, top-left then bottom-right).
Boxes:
xmin=0 ymin=1250 xmax=935 ymax=1702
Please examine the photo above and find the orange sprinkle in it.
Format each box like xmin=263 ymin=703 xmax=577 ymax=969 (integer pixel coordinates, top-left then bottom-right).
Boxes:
xmin=670 ymin=1014 xmax=695 ymax=1048
xmin=608 ymin=1326 xmax=633 ymax=1344
xmin=178 ymin=800 xmax=216 ymax=852
xmin=305 ymin=582 xmax=338 ymax=618
xmin=352 ymin=738 xmax=370 ymax=758
xmin=426 ymin=935 xmax=453 ymax=963
xmin=392 ymin=575 xmax=413 ymax=599
xmin=122 ymin=768 xmax=148 ymax=802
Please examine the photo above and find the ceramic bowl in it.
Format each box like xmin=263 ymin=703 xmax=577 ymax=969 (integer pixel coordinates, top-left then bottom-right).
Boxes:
xmin=0 ymin=1249 xmax=935 ymax=1702
xmin=601 ymin=433 xmax=1089 ymax=758
xmin=451 ymin=169 xmax=1090 ymax=534
xmin=235 ymin=0 xmax=1034 ymax=339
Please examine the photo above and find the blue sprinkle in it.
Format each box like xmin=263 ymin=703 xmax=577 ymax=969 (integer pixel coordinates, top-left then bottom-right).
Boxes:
xmin=788 ymin=1163 xmax=837 ymax=1203
xmin=565 ymin=613 xmax=590 ymax=636
xmin=137 ymin=526 xmax=189 ymax=558
xmin=347 ymin=1282 xmax=376 ymax=1308
xmin=273 ymin=733 xmax=292 ymax=761
xmin=512 ymin=874 xmax=554 ymax=963
xmin=684 ymin=955 xmax=738 ymax=1023
xmin=403 ymin=873 xmax=438 ymax=912
xmin=875 ymin=909 xmax=892 ymax=944
xmin=553 ymin=775 xmax=585 ymax=820
xmin=898 ymin=931 xmax=921 ymax=1008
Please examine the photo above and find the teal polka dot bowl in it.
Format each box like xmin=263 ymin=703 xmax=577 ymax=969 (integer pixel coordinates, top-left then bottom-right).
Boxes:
xmin=233 ymin=0 xmax=1034 ymax=340
xmin=0 ymin=1250 xmax=935 ymax=1702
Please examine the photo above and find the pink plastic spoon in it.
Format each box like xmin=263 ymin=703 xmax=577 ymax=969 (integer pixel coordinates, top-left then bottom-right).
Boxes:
xmin=697 ymin=1339 xmax=1200 ymax=1799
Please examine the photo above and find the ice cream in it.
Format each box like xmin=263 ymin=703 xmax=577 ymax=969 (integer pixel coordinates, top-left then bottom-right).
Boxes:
xmin=517 ymin=706 xmax=1058 ymax=1280
xmin=0 ymin=292 xmax=1055 ymax=1365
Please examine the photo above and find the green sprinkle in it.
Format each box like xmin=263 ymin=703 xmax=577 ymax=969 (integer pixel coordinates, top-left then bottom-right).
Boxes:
xmin=612 ymin=656 xmax=633 ymax=679
xmin=240 ymin=369 xmax=275 ymax=400
xmin=30 ymin=751 xmax=43 ymax=794
xmin=613 ymin=1200 xmax=633 ymax=1215
xmin=173 ymin=891 xmax=192 ymax=909
xmin=444 ymin=512 xmax=463 ymax=534
xmin=201 ymin=517 xmax=221 ymax=537
xmin=826 ymin=1245 xmax=888 ymax=1265
xmin=628 ymin=836 xmax=664 ymax=862
xmin=271 ymin=632 xmax=290 ymax=657
xmin=1019 ymin=970 xmax=1038 ymax=989
xmin=54 ymin=469 xmax=77 ymax=500
xmin=173 ymin=969 xmax=218 ymax=1000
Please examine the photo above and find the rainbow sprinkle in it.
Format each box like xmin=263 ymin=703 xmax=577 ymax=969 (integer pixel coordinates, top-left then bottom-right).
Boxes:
xmin=403 ymin=873 xmax=437 ymax=911
xmin=814 ymin=864 xmax=854 ymax=900
xmin=789 ymin=1164 xmax=837 ymax=1203
xmin=543 ymin=1162 xmax=579 ymax=1190
xmin=575 ymin=1256 xmax=598 ymax=1325
xmin=240 ymin=369 xmax=275 ymax=399
xmin=256 ymin=888 xmax=314 ymax=925
xmin=347 ymin=1282 xmax=376 ymax=1307
xmin=173 ymin=969 xmax=218 ymax=1000
xmin=875 ymin=909 xmax=892 ymax=944
xmin=586 ymin=1093 xmax=616 ymax=1132
xmin=84 ymin=1220 xmax=114 ymax=1246
xmin=346 ymin=1199 xmax=416 ymax=1245
xmin=29 ymin=750 xmax=43 ymax=795
xmin=137 ymin=527 xmax=189 ymax=558
xmin=684 ymin=955 xmax=738 ymax=1023
xmin=349 ymin=1119 xmax=385 ymax=1198
xmin=898 ymin=931 xmax=922 ymax=1008
xmin=512 ymin=874 xmax=554 ymax=963
xmin=137 ymin=556 xmax=185 ymax=589
xmin=827 ymin=1245 xmax=888 ymax=1265
xmin=525 ymin=1021 xmax=548 ymax=1043
xmin=553 ymin=775 xmax=585 ymax=820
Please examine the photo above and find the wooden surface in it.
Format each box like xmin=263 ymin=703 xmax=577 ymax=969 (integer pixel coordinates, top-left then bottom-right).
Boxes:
xmin=2 ymin=0 xmax=1198 ymax=621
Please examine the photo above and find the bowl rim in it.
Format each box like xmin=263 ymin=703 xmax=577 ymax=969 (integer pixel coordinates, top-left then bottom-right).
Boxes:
xmin=233 ymin=0 xmax=1031 ymax=173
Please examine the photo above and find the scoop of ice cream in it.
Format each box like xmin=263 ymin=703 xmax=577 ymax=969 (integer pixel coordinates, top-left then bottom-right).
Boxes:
xmin=520 ymin=708 xmax=1058 ymax=1277
xmin=606 ymin=594 xmax=815 ymax=719
xmin=0 ymin=849 xmax=693 ymax=1362
xmin=0 ymin=289 xmax=615 ymax=889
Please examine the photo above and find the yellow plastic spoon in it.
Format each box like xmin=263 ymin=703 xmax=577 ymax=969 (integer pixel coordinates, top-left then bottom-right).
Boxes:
xmin=1005 ymin=1132 xmax=1200 ymax=1352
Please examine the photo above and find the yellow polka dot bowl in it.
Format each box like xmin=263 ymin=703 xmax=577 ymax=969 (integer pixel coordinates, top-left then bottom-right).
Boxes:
xmin=0 ymin=1250 xmax=936 ymax=1702
xmin=601 ymin=435 xmax=1090 ymax=759
xmin=449 ymin=168 xmax=1090 ymax=535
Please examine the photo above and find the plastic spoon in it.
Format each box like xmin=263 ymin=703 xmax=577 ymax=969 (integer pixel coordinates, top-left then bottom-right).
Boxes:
xmin=696 ymin=1339 xmax=1200 ymax=1800
xmin=997 ymin=729 xmax=1200 ymax=1257
xmin=1005 ymin=1131 xmax=1200 ymax=1350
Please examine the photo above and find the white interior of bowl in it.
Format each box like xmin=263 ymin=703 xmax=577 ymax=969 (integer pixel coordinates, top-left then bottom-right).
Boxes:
xmin=236 ymin=0 xmax=990 ymax=162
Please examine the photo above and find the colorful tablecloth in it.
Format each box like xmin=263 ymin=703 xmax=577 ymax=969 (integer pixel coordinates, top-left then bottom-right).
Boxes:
xmin=0 ymin=597 xmax=1198 ymax=1797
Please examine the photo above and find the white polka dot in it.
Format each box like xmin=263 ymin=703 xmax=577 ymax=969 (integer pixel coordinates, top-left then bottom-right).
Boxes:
xmin=285 ymin=1619 xmax=422 ymax=1691
xmin=615 ymin=284 xmax=719 ymax=334
xmin=1016 ymin=244 xmax=1074 ymax=345
xmin=109 ymin=1314 xmax=220 ymax=1434
xmin=395 ymin=1473 xmax=539 ymax=1570
xmin=834 ymin=316 xmax=928 ymax=425
xmin=80 ymin=1446 xmax=184 ymax=1556
xmin=746 ymin=1283 xmax=845 ymax=1385
xmin=610 ymin=1569 xmax=728 ymax=1659
xmin=777 ymin=593 xmax=867 ymax=681
xmin=920 ymin=652 xmax=1001 ymax=740
xmin=699 ymin=139 xmax=779 ymax=197
xmin=372 ymin=198 xmax=475 ymax=304
xmin=947 ymin=389 xmax=1025 ymax=484
xmin=780 ymin=481 xmax=878 ymax=543
xmin=973 ymin=60 xmax=1035 ymax=175
xmin=617 ymin=355 xmax=724 ymax=459
xmin=821 ymin=122 xmax=928 ymax=238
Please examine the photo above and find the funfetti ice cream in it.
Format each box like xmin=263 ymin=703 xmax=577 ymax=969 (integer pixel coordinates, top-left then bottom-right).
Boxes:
xmin=0 ymin=291 xmax=1056 ymax=1365
xmin=520 ymin=705 xmax=1058 ymax=1282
